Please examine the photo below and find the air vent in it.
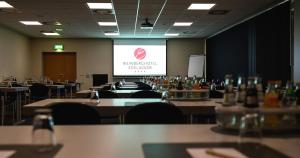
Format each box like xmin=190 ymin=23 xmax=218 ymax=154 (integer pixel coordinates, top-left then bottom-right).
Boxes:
xmin=182 ymin=31 xmax=197 ymax=35
xmin=208 ymin=10 xmax=230 ymax=15
xmin=0 ymin=8 xmax=22 ymax=13
xmin=93 ymin=9 xmax=115 ymax=15
xmin=41 ymin=21 xmax=62 ymax=26
xmin=104 ymin=30 xmax=118 ymax=33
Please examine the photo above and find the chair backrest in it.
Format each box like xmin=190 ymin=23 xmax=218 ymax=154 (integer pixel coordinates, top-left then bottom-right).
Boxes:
xmin=48 ymin=102 xmax=101 ymax=125
xmin=209 ymin=90 xmax=223 ymax=98
xmin=130 ymin=90 xmax=161 ymax=98
xmin=97 ymin=90 xmax=119 ymax=98
xmin=29 ymin=83 xmax=49 ymax=99
xmin=125 ymin=102 xmax=184 ymax=124
xmin=136 ymin=83 xmax=152 ymax=90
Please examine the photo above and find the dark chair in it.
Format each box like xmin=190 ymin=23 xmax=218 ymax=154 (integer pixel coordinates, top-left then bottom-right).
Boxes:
xmin=125 ymin=102 xmax=184 ymax=124
xmin=29 ymin=83 xmax=49 ymax=101
xmin=48 ymin=102 xmax=101 ymax=125
xmin=209 ymin=90 xmax=223 ymax=98
xmin=130 ymin=90 xmax=161 ymax=98
xmin=136 ymin=82 xmax=152 ymax=90
xmin=97 ymin=90 xmax=119 ymax=98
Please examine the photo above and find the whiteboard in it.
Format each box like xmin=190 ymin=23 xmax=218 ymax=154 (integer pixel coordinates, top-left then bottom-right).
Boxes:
xmin=188 ymin=55 xmax=205 ymax=77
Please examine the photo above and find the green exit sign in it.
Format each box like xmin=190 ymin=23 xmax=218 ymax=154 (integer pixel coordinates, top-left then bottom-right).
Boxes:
xmin=54 ymin=44 xmax=64 ymax=52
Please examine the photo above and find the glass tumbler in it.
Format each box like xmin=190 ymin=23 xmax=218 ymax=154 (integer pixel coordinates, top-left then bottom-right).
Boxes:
xmin=32 ymin=109 xmax=56 ymax=152
xmin=238 ymin=113 xmax=262 ymax=146
xmin=161 ymin=90 xmax=169 ymax=102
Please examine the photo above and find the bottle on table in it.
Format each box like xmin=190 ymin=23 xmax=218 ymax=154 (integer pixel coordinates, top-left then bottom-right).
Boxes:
xmin=263 ymin=80 xmax=280 ymax=127
xmin=255 ymin=76 xmax=264 ymax=106
xmin=296 ymin=83 xmax=300 ymax=105
xmin=281 ymin=81 xmax=297 ymax=107
xmin=223 ymin=74 xmax=235 ymax=105
xmin=244 ymin=77 xmax=258 ymax=108
xmin=236 ymin=76 xmax=246 ymax=103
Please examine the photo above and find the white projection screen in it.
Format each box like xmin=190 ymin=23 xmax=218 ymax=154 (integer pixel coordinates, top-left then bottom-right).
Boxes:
xmin=113 ymin=39 xmax=167 ymax=76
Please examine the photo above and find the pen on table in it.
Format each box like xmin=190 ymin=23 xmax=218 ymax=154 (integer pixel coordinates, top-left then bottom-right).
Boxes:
xmin=205 ymin=148 xmax=237 ymax=158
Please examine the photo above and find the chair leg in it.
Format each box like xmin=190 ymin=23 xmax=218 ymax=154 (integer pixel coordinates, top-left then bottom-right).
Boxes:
xmin=1 ymin=96 xmax=5 ymax=125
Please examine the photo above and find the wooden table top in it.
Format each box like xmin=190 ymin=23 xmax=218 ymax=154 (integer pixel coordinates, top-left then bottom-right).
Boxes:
xmin=0 ymin=86 xmax=29 ymax=92
xmin=0 ymin=125 xmax=299 ymax=158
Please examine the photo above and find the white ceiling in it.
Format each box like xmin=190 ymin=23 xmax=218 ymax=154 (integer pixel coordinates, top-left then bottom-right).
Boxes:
xmin=0 ymin=0 xmax=284 ymax=38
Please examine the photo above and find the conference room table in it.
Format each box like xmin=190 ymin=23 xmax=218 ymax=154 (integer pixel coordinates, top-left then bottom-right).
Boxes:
xmin=76 ymin=89 xmax=146 ymax=98
xmin=0 ymin=86 xmax=29 ymax=124
xmin=0 ymin=125 xmax=299 ymax=158
xmin=23 ymin=98 xmax=220 ymax=123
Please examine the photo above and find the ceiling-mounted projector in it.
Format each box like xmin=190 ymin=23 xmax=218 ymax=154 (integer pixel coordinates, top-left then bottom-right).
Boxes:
xmin=141 ymin=18 xmax=153 ymax=29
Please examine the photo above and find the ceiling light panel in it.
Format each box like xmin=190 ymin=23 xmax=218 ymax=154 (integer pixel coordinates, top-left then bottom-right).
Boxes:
xmin=19 ymin=21 xmax=43 ymax=25
xmin=173 ymin=22 xmax=193 ymax=26
xmin=87 ymin=3 xmax=113 ymax=9
xmin=188 ymin=3 xmax=216 ymax=10
xmin=98 ymin=22 xmax=117 ymax=26
xmin=0 ymin=1 xmax=13 ymax=8
xmin=43 ymin=32 xmax=60 ymax=36
xmin=165 ymin=33 xmax=179 ymax=36
xmin=104 ymin=32 xmax=119 ymax=36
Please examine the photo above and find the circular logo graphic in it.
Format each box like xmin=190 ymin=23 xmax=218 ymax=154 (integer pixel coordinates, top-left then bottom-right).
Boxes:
xmin=134 ymin=48 xmax=146 ymax=60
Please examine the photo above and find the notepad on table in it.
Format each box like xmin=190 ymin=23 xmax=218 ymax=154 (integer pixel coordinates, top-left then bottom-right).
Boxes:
xmin=187 ymin=148 xmax=248 ymax=158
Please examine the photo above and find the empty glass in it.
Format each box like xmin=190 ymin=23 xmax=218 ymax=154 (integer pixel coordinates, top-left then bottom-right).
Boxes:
xmin=238 ymin=113 xmax=262 ymax=146
xmin=32 ymin=109 xmax=56 ymax=152
xmin=90 ymin=90 xmax=99 ymax=99
xmin=161 ymin=90 xmax=169 ymax=102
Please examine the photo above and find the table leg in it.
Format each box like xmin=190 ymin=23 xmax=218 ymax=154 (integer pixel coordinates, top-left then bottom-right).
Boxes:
xmin=190 ymin=115 xmax=194 ymax=124
xmin=70 ymin=86 xmax=73 ymax=98
xmin=57 ymin=88 xmax=60 ymax=98
xmin=1 ymin=96 xmax=4 ymax=125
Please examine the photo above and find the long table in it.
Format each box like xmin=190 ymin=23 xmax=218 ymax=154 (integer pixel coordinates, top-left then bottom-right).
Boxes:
xmin=23 ymin=98 xmax=221 ymax=123
xmin=0 ymin=125 xmax=299 ymax=158
xmin=0 ymin=87 xmax=29 ymax=124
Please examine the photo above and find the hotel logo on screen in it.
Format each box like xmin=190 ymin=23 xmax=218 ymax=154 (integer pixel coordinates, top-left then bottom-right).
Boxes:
xmin=134 ymin=48 xmax=146 ymax=60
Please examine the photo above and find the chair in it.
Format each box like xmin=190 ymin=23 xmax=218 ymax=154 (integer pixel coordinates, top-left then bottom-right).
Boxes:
xmin=124 ymin=102 xmax=184 ymax=124
xmin=29 ymin=83 xmax=49 ymax=101
xmin=97 ymin=90 xmax=119 ymax=98
xmin=130 ymin=90 xmax=161 ymax=98
xmin=48 ymin=102 xmax=101 ymax=125
xmin=209 ymin=90 xmax=223 ymax=98
xmin=135 ymin=82 xmax=152 ymax=90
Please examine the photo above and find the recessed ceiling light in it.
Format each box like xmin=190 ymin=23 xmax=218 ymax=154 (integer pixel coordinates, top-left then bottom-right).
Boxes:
xmin=165 ymin=33 xmax=179 ymax=36
xmin=54 ymin=22 xmax=62 ymax=26
xmin=98 ymin=22 xmax=117 ymax=26
xmin=188 ymin=3 xmax=216 ymax=10
xmin=55 ymin=28 xmax=63 ymax=32
xmin=43 ymin=32 xmax=60 ymax=36
xmin=0 ymin=1 xmax=13 ymax=8
xmin=87 ymin=3 xmax=113 ymax=9
xmin=104 ymin=32 xmax=119 ymax=36
xmin=20 ymin=21 xmax=43 ymax=25
xmin=173 ymin=22 xmax=193 ymax=26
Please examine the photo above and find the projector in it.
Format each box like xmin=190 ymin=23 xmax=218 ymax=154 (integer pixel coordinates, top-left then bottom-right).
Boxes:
xmin=140 ymin=18 xmax=153 ymax=29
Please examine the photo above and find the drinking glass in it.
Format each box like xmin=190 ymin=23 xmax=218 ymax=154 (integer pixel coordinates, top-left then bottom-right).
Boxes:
xmin=238 ymin=113 xmax=262 ymax=146
xmin=32 ymin=109 xmax=56 ymax=152
xmin=161 ymin=90 xmax=169 ymax=102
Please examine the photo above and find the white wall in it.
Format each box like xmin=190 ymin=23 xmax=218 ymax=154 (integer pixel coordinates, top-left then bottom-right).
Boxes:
xmin=294 ymin=0 xmax=300 ymax=81
xmin=0 ymin=25 xmax=31 ymax=82
xmin=167 ymin=39 xmax=205 ymax=76
xmin=30 ymin=38 xmax=205 ymax=89
xmin=30 ymin=39 xmax=113 ymax=90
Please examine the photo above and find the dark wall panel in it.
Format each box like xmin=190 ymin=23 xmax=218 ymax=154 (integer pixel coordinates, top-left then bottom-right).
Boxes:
xmin=207 ymin=23 xmax=249 ymax=80
xmin=206 ymin=1 xmax=290 ymax=83
xmin=255 ymin=2 xmax=291 ymax=83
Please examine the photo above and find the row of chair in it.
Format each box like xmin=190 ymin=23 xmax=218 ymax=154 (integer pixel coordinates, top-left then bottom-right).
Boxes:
xmin=43 ymin=102 xmax=184 ymax=125
xmin=96 ymin=90 xmax=161 ymax=99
